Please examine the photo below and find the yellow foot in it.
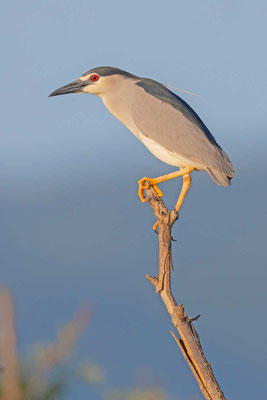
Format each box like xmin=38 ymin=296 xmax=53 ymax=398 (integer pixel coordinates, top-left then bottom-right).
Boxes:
xmin=138 ymin=177 xmax=163 ymax=203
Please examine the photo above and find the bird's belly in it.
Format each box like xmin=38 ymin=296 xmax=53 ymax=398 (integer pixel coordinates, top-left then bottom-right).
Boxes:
xmin=138 ymin=131 xmax=190 ymax=168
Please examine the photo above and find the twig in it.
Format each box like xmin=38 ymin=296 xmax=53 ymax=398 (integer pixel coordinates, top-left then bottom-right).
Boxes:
xmin=143 ymin=184 xmax=226 ymax=400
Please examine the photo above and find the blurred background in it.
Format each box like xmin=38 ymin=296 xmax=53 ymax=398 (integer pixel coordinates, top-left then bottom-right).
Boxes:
xmin=0 ymin=0 xmax=267 ymax=399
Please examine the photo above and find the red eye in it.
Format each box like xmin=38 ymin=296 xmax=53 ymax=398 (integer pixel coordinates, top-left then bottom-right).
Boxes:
xmin=90 ymin=74 xmax=99 ymax=82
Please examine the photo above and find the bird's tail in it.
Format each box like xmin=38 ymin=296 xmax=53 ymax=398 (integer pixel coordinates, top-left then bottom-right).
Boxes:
xmin=207 ymin=168 xmax=233 ymax=186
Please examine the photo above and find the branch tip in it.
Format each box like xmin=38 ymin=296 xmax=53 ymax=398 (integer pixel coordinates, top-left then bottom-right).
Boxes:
xmin=146 ymin=274 xmax=158 ymax=288
xmin=190 ymin=314 xmax=201 ymax=322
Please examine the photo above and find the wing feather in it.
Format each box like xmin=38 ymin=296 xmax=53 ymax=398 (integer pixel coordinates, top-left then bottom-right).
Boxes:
xmin=132 ymin=78 xmax=234 ymax=178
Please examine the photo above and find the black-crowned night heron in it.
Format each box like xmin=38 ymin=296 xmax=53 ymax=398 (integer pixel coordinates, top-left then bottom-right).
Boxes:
xmin=50 ymin=66 xmax=234 ymax=231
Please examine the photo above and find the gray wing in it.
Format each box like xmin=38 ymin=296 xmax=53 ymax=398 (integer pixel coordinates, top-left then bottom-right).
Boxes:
xmin=132 ymin=78 xmax=234 ymax=184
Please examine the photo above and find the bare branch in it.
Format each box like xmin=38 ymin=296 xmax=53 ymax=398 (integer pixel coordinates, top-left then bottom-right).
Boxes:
xmin=143 ymin=184 xmax=226 ymax=400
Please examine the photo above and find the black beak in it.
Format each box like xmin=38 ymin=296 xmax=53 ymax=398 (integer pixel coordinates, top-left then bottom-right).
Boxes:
xmin=49 ymin=79 xmax=87 ymax=97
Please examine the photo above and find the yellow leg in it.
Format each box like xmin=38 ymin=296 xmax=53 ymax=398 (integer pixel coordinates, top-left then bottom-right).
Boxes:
xmin=151 ymin=169 xmax=193 ymax=233
xmin=138 ymin=167 xmax=194 ymax=203
xmin=175 ymin=173 xmax=192 ymax=213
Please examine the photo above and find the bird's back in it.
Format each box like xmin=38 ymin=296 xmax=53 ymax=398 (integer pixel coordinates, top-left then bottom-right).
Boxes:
xmin=131 ymin=78 xmax=234 ymax=185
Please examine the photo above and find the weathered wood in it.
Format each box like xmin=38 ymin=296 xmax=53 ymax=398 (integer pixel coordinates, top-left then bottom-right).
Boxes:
xmin=144 ymin=184 xmax=226 ymax=400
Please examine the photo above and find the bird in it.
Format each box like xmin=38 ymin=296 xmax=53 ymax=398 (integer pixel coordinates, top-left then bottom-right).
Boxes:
xmin=49 ymin=66 xmax=234 ymax=231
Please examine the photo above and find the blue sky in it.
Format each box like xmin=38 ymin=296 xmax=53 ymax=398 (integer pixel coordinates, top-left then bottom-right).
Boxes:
xmin=1 ymin=1 xmax=267 ymax=399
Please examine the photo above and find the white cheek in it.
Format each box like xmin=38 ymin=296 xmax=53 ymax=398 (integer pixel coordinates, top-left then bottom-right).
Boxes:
xmin=82 ymin=84 xmax=99 ymax=94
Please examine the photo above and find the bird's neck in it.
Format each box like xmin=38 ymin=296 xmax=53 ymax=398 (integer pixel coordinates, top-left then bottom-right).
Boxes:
xmin=99 ymin=84 xmax=139 ymax=138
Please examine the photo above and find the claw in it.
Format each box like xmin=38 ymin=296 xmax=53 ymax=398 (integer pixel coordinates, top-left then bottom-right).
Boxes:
xmin=138 ymin=177 xmax=163 ymax=203
xmin=153 ymin=221 xmax=159 ymax=234
xmin=138 ymin=177 xmax=150 ymax=203
xmin=153 ymin=184 xmax=163 ymax=198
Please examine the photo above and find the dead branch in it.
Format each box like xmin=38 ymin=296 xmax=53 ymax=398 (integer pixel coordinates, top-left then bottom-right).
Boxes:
xmin=143 ymin=184 xmax=226 ymax=400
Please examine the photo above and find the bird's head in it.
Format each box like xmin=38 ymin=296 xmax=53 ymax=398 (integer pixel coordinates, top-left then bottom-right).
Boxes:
xmin=49 ymin=66 xmax=137 ymax=98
